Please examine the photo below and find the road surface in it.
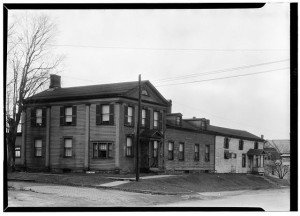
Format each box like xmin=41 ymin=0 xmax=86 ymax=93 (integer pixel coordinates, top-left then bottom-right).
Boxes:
xmin=7 ymin=181 xmax=290 ymax=211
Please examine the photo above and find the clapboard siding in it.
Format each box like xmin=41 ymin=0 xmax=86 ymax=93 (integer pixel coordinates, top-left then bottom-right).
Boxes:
xmin=49 ymin=104 xmax=86 ymax=170
xmin=165 ymin=128 xmax=215 ymax=171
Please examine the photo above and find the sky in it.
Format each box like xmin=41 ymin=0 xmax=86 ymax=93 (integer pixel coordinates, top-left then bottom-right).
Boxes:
xmin=8 ymin=3 xmax=290 ymax=139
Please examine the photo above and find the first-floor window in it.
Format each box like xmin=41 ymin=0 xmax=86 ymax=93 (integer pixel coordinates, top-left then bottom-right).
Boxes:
xmin=242 ymin=154 xmax=246 ymax=167
xmin=64 ymin=138 xmax=72 ymax=157
xmin=205 ymin=145 xmax=210 ymax=162
xmin=168 ymin=142 xmax=174 ymax=160
xmin=224 ymin=150 xmax=230 ymax=159
xmin=15 ymin=146 xmax=21 ymax=158
xmin=93 ymin=142 xmax=112 ymax=158
xmin=194 ymin=144 xmax=199 ymax=161
xmin=34 ymin=139 xmax=42 ymax=157
xmin=179 ymin=143 xmax=184 ymax=161
xmin=126 ymin=136 xmax=133 ymax=157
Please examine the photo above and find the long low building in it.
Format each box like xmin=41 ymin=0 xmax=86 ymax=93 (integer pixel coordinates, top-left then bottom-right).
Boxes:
xmin=17 ymin=75 xmax=265 ymax=174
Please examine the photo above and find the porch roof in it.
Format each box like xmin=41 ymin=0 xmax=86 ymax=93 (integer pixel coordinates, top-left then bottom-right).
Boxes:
xmin=140 ymin=129 xmax=163 ymax=139
xmin=247 ymin=149 xmax=267 ymax=156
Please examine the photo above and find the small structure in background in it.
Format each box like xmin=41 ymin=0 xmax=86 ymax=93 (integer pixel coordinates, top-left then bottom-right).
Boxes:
xmin=264 ymin=140 xmax=290 ymax=179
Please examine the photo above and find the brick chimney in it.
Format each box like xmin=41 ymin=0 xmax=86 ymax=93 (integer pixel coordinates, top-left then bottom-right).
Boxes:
xmin=49 ymin=74 xmax=61 ymax=89
xmin=167 ymin=100 xmax=172 ymax=114
xmin=261 ymin=135 xmax=264 ymax=139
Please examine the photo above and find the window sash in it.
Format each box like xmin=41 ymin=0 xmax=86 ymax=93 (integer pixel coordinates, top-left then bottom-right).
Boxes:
xmin=64 ymin=139 xmax=72 ymax=157
xmin=242 ymin=154 xmax=246 ymax=167
xmin=205 ymin=145 xmax=210 ymax=162
xmin=93 ymin=142 xmax=112 ymax=158
xmin=179 ymin=143 xmax=184 ymax=160
xmin=194 ymin=144 xmax=199 ymax=161
xmin=65 ymin=148 xmax=72 ymax=157
xmin=153 ymin=111 xmax=159 ymax=127
xmin=126 ymin=137 xmax=133 ymax=157
xmin=102 ymin=105 xmax=110 ymax=122
xmin=15 ymin=146 xmax=21 ymax=158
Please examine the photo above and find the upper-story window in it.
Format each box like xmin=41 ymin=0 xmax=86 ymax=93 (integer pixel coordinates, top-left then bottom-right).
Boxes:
xmin=239 ymin=140 xmax=244 ymax=150
xmin=60 ymin=106 xmax=77 ymax=126
xmin=31 ymin=108 xmax=46 ymax=127
xmin=96 ymin=104 xmax=114 ymax=125
xmin=141 ymin=108 xmax=150 ymax=128
xmin=224 ymin=137 xmax=229 ymax=149
xmin=153 ymin=111 xmax=162 ymax=130
xmin=194 ymin=144 xmax=199 ymax=161
xmin=176 ymin=116 xmax=181 ymax=126
xmin=124 ymin=105 xmax=134 ymax=126
xmin=168 ymin=141 xmax=174 ymax=160
xmin=179 ymin=143 xmax=184 ymax=161
xmin=205 ymin=145 xmax=210 ymax=162
xmin=254 ymin=141 xmax=259 ymax=149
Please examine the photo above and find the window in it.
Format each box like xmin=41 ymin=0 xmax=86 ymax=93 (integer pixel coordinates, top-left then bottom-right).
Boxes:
xmin=126 ymin=136 xmax=133 ymax=157
xmin=153 ymin=111 xmax=159 ymax=129
xmin=205 ymin=145 xmax=210 ymax=162
xmin=124 ymin=105 xmax=134 ymax=126
xmin=239 ymin=140 xmax=244 ymax=150
xmin=224 ymin=137 xmax=229 ymax=149
xmin=96 ymin=104 xmax=114 ymax=125
xmin=242 ymin=154 xmax=246 ymax=167
xmin=224 ymin=150 xmax=230 ymax=159
xmin=179 ymin=143 xmax=184 ymax=161
xmin=60 ymin=106 xmax=77 ymax=126
xmin=93 ymin=142 xmax=112 ymax=159
xmin=15 ymin=146 xmax=21 ymax=158
xmin=34 ymin=139 xmax=42 ymax=157
xmin=231 ymin=153 xmax=237 ymax=159
xmin=168 ymin=142 xmax=174 ymax=160
xmin=142 ymin=90 xmax=148 ymax=96
xmin=142 ymin=109 xmax=146 ymax=127
xmin=64 ymin=138 xmax=72 ymax=157
xmin=31 ymin=108 xmax=46 ymax=127
xmin=254 ymin=142 xmax=259 ymax=149
xmin=176 ymin=116 xmax=181 ymax=126
xmin=194 ymin=144 xmax=199 ymax=161
xmin=153 ymin=141 xmax=158 ymax=158
xmin=153 ymin=111 xmax=162 ymax=130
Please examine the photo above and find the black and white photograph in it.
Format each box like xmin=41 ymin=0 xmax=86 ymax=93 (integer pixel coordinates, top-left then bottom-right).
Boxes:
xmin=4 ymin=2 xmax=296 ymax=212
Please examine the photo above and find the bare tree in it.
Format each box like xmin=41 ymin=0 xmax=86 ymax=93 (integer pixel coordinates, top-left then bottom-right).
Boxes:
xmin=6 ymin=13 xmax=64 ymax=171
xmin=265 ymin=159 xmax=289 ymax=179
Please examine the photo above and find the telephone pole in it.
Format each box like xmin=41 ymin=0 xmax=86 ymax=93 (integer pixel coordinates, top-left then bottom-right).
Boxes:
xmin=136 ymin=74 xmax=142 ymax=181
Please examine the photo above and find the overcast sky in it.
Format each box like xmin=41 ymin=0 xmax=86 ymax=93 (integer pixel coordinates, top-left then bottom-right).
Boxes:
xmin=9 ymin=3 xmax=290 ymax=139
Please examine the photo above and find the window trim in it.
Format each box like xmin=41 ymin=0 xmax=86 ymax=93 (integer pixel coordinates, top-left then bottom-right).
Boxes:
xmin=205 ymin=145 xmax=210 ymax=162
xmin=34 ymin=138 xmax=43 ymax=157
xmin=31 ymin=108 xmax=46 ymax=127
xmin=64 ymin=137 xmax=73 ymax=158
xmin=60 ymin=106 xmax=77 ymax=126
xmin=242 ymin=154 xmax=246 ymax=167
xmin=124 ymin=104 xmax=134 ymax=127
xmin=15 ymin=146 xmax=21 ymax=158
xmin=239 ymin=140 xmax=244 ymax=150
xmin=126 ymin=135 xmax=134 ymax=157
xmin=224 ymin=137 xmax=229 ymax=149
xmin=92 ymin=142 xmax=113 ymax=159
xmin=194 ymin=144 xmax=200 ymax=161
xmin=96 ymin=104 xmax=114 ymax=125
xmin=178 ymin=142 xmax=185 ymax=161
xmin=168 ymin=141 xmax=174 ymax=160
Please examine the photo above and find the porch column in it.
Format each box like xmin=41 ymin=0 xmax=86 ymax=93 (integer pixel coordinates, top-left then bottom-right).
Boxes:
xmin=21 ymin=111 xmax=26 ymax=167
xmin=45 ymin=107 xmax=51 ymax=169
xmin=84 ymin=104 xmax=90 ymax=170
xmin=260 ymin=155 xmax=263 ymax=167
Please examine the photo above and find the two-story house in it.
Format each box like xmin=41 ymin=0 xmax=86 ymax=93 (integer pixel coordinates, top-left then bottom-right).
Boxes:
xmin=22 ymin=75 xmax=169 ymax=173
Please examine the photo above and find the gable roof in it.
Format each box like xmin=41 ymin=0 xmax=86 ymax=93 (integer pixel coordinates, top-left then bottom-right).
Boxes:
xmin=24 ymin=80 xmax=169 ymax=105
xmin=207 ymin=125 xmax=264 ymax=141
xmin=265 ymin=140 xmax=290 ymax=154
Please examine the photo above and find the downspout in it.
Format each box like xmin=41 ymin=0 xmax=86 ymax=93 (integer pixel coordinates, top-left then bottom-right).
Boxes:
xmin=214 ymin=135 xmax=216 ymax=173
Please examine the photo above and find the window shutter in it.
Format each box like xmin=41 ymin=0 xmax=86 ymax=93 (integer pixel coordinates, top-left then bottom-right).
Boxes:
xmin=96 ymin=104 xmax=101 ymax=125
xmin=132 ymin=106 xmax=135 ymax=126
xmin=60 ymin=107 xmax=65 ymax=126
xmin=109 ymin=104 xmax=114 ymax=125
xmin=31 ymin=108 xmax=36 ymax=127
xmin=124 ymin=104 xmax=128 ymax=125
xmin=159 ymin=112 xmax=163 ymax=130
xmin=72 ymin=106 xmax=77 ymax=126
xmin=146 ymin=109 xmax=150 ymax=129
xmin=42 ymin=108 xmax=47 ymax=127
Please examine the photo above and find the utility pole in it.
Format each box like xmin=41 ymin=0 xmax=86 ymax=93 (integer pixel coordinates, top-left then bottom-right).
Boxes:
xmin=136 ymin=74 xmax=142 ymax=181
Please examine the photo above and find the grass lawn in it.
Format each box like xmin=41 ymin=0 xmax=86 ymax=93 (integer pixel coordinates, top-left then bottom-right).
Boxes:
xmin=115 ymin=173 xmax=288 ymax=193
xmin=7 ymin=172 xmax=289 ymax=194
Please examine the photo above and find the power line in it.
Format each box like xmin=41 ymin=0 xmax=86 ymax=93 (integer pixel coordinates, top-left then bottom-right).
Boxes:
xmin=154 ymin=59 xmax=290 ymax=83
xmin=8 ymin=42 xmax=288 ymax=52
xmin=155 ymin=67 xmax=289 ymax=87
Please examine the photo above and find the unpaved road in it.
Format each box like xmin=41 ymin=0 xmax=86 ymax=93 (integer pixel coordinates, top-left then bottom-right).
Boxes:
xmin=7 ymin=181 xmax=290 ymax=210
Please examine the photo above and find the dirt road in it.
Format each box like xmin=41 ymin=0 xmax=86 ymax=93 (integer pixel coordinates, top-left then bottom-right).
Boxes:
xmin=7 ymin=181 xmax=290 ymax=210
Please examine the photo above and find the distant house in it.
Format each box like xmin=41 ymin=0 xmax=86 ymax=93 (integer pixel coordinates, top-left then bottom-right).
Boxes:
xmin=264 ymin=140 xmax=290 ymax=165
xmin=20 ymin=74 xmax=265 ymax=174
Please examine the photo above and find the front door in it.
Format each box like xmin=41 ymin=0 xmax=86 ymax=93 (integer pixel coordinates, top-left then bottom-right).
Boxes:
xmin=149 ymin=140 xmax=159 ymax=168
